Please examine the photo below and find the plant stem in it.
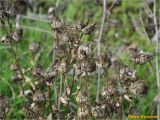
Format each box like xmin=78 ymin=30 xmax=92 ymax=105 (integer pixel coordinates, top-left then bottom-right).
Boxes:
xmin=96 ymin=0 xmax=106 ymax=103
xmin=58 ymin=74 xmax=63 ymax=110
xmin=154 ymin=0 xmax=160 ymax=119
xmin=67 ymin=68 xmax=75 ymax=113
xmin=2 ymin=24 xmax=26 ymax=84
xmin=48 ymin=86 xmax=53 ymax=118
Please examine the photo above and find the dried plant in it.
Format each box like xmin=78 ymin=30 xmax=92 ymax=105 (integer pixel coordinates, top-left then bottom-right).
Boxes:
xmin=0 ymin=0 xmax=157 ymax=119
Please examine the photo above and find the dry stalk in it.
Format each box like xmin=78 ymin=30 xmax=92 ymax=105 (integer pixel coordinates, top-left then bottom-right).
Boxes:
xmin=153 ymin=0 xmax=160 ymax=119
xmin=96 ymin=0 xmax=106 ymax=103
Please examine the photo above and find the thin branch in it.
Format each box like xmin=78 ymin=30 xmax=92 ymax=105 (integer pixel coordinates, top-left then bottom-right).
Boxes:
xmin=96 ymin=0 xmax=106 ymax=103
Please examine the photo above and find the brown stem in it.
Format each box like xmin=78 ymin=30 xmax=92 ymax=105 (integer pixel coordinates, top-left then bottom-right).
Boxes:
xmin=86 ymin=75 xmax=90 ymax=95
xmin=69 ymin=68 xmax=75 ymax=97
xmin=120 ymin=96 xmax=123 ymax=120
xmin=58 ymin=74 xmax=63 ymax=110
xmin=67 ymin=69 xmax=75 ymax=113
xmin=2 ymin=24 xmax=26 ymax=83
xmin=48 ymin=86 xmax=53 ymax=119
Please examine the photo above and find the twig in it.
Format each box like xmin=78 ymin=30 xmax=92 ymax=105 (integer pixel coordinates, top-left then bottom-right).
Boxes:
xmin=153 ymin=0 xmax=160 ymax=119
xmin=96 ymin=0 xmax=106 ymax=103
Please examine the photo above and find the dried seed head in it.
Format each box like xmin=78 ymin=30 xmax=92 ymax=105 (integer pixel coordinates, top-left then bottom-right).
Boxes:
xmin=30 ymin=102 xmax=43 ymax=115
xmin=91 ymin=104 xmax=105 ymax=119
xmin=11 ymin=28 xmax=23 ymax=42
xmin=77 ymin=42 xmax=93 ymax=60
xmin=33 ymin=90 xmax=46 ymax=103
xmin=66 ymin=112 xmax=77 ymax=120
xmin=129 ymin=80 xmax=149 ymax=96
xmin=96 ymin=54 xmax=111 ymax=69
xmin=76 ymin=21 xmax=86 ymax=31
xmin=119 ymin=67 xmax=137 ymax=83
xmin=77 ymin=104 xmax=90 ymax=119
xmin=67 ymin=34 xmax=80 ymax=47
xmin=101 ymin=82 xmax=119 ymax=98
xmin=76 ymin=90 xmax=88 ymax=103
xmin=29 ymin=42 xmax=41 ymax=54
xmin=60 ymin=96 xmax=70 ymax=105
xmin=81 ymin=60 xmax=96 ymax=76
xmin=51 ymin=18 xmax=64 ymax=31
xmin=0 ymin=95 xmax=9 ymax=119
xmin=73 ymin=64 xmax=82 ymax=77
xmin=33 ymin=64 xmax=45 ymax=79
xmin=0 ymin=10 xmax=6 ymax=19
xmin=24 ymin=100 xmax=44 ymax=119
xmin=64 ymin=24 xmax=80 ymax=34
xmin=130 ymin=50 xmax=154 ymax=65
xmin=101 ymin=100 xmax=116 ymax=118
xmin=0 ymin=107 xmax=5 ymax=120
xmin=55 ymin=45 xmax=68 ymax=58
xmin=0 ymin=10 xmax=10 ymax=24
xmin=58 ymin=60 xmax=67 ymax=74
xmin=10 ymin=64 xmax=18 ymax=71
xmin=44 ymin=76 xmax=54 ymax=86
xmin=48 ymin=7 xmax=56 ymax=20
xmin=70 ymin=47 xmax=78 ymax=63
xmin=129 ymin=106 xmax=140 ymax=115
xmin=24 ymin=90 xmax=33 ymax=96
xmin=11 ymin=74 xmax=23 ymax=82
xmin=81 ymin=23 xmax=95 ymax=34
xmin=0 ymin=35 xmax=11 ymax=44
xmin=24 ymin=107 xmax=39 ymax=120
xmin=47 ymin=60 xmax=59 ymax=79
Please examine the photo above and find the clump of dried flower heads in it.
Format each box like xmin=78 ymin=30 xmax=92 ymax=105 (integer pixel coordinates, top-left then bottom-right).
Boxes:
xmin=0 ymin=2 xmax=154 ymax=119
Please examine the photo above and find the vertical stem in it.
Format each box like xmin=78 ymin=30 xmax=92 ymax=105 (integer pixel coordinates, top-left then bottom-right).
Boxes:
xmin=48 ymin=86 xmax=53 ymax=118
xmin=96 ymin=0 xmax=106 ymax=103
xmin=120 ymin=96 xmax=123 ymax=120
xmin=154 ymin=0 xmax=160 ymax=119
xmin=10 ymin=42 xmax=26 ymax=83
xmin=69 ymin=68 xmax=75 ymax=97
xmin=86 ymin=75 xmax=90 ymax=96
xmin=58 ymin=74 xmax=63 ymax=110
xmin=67 ymin=68 xmax=75 ymax=113
xmin=2 ymin=24 xmax=26 ymax=83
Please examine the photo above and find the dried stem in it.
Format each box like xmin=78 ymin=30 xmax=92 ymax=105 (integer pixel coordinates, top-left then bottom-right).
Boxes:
xmin=67 ymin=68 xmax=75 ymax=113
xmin=153 ymin=0 xmax=160 ymax=119
xmin=2 ymin=24 xmax=26 ymax=84
xmin=48 ymin=86 xmax=53 ymax=119
xmin=69 ymin=68 xmax=75 ymax=97
xmin=140 ymin=10 xmax=152 ymax=44
xmin=58 ymin=74 xmax=63 ymax=110
xmin=96 ymin=0 xmax=106 ymax=103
